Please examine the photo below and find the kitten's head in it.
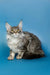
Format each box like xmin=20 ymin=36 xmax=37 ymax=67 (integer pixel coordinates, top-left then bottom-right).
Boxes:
xmin=6 ymin=20 xmax=23 ymax=37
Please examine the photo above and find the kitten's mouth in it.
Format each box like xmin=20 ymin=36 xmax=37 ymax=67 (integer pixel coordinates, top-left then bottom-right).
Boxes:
xmin=12 ymin=33 xmax=19 ymax=38
xmin=13 ymin=33 xmax=16 ymax=35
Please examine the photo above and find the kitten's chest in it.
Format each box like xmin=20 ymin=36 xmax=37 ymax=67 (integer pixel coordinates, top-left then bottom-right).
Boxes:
xmin=6 ymin=33 xmax=25 ymax=53
xmin=7 ymin=35 xmax=20 ymax=44
xmin=8 ymin=37 xmax=20 ymax=44
xmin=7 ymin=35 xmax=21 ymax=49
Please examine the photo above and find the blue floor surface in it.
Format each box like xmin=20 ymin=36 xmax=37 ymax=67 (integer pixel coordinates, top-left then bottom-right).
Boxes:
xmin=0 ymin=56 xmax=50 ymax=75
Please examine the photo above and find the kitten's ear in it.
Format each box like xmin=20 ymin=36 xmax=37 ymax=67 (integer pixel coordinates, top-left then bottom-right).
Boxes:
xmin=6 ymin=22 xmax=11 ymax=31
xmin=18 ymin=20 xmax=23 ymax=31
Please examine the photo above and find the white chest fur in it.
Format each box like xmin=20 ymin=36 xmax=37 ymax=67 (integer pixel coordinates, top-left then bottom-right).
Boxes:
xmin=7 ymin=33 xmax=25 ymax=53
xmin=7 ymin=35 xmax=20 ymax=44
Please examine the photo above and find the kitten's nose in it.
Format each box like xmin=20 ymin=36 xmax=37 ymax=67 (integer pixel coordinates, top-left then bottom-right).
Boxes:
xmin=15 ymin=31 xmax=17 ymax=33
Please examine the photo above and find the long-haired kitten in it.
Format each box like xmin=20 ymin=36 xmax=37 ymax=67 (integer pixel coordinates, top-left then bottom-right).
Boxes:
xmin=6 ymin=20 xmax=45 ymax=60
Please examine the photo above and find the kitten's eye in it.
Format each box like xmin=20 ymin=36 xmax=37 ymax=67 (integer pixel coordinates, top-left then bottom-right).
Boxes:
xmin=11 ymin=30 xmax=13 ymax=32
xmin=10 ymin=30 xmax=13 ymax=34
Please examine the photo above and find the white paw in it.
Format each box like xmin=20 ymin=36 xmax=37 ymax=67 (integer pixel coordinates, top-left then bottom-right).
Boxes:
xmin=16 ymin=55 xmax=22 ymax=59
xmin=8 ymin=56 xmax=14 ymax=60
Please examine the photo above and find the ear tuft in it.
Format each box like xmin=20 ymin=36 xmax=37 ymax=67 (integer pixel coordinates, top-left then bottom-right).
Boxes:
xmin=18 ymin=20 xmax=23 ymax=31
xmin=6 ymin=22 xmax=11 ymax=31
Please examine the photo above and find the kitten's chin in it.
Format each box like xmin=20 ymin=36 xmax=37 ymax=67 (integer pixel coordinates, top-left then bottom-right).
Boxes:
xmin=13 ymin=33 xmax=19 ymax=38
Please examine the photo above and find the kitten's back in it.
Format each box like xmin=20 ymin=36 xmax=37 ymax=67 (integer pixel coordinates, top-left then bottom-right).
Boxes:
xmin=22 ymin=31 xmax=45 ymax=59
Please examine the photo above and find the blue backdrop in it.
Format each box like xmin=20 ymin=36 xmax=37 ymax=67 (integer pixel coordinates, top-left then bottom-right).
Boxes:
xmin=0 ymin=0 xmax=50 ymax=75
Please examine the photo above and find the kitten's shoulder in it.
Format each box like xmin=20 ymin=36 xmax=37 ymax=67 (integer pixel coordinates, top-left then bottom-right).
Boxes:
xmin=23 ymin=31 xmax=35 ymax=40
xmin=23 ymin=31 xmax=40 ymax=42
xmin=23 ymin=31 xmax=35 ymax=37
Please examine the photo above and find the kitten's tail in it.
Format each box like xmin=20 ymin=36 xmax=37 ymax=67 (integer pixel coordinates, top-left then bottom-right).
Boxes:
xmin=23 ymin=50 xmax=45 ymax=59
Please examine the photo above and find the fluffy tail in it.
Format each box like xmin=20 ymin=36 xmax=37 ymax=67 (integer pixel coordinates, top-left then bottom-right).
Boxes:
xmin=22 ymin=50 xmax=45 ymax=59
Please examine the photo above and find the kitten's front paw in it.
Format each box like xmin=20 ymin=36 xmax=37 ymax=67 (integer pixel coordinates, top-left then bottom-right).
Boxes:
xmin=8 ymin=56 xmax=14 ymax=60
xmin=16 ymin=55 xmax=22 ymax=59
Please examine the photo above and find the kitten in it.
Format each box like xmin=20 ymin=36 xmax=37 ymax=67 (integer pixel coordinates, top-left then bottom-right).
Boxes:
xmin=6 ymin=20 xmax=45 ymax=60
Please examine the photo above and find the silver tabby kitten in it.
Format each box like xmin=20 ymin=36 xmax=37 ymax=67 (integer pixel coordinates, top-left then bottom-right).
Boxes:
xmin=6 ymin=20 xmax=45 ymax=60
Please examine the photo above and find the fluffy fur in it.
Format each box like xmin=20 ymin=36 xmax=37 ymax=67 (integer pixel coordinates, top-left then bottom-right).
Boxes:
xmin=6 ymin=20 xmax=45 ymax=60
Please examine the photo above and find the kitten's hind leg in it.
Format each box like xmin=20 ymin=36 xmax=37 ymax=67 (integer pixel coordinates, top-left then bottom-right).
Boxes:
xmin=16 ymin=51 xmax=24 ymax=59
xmin=34 ymin=49 xmax=45 ymax=57
xmin=8 ymin=50 xmax=15 ymax=60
